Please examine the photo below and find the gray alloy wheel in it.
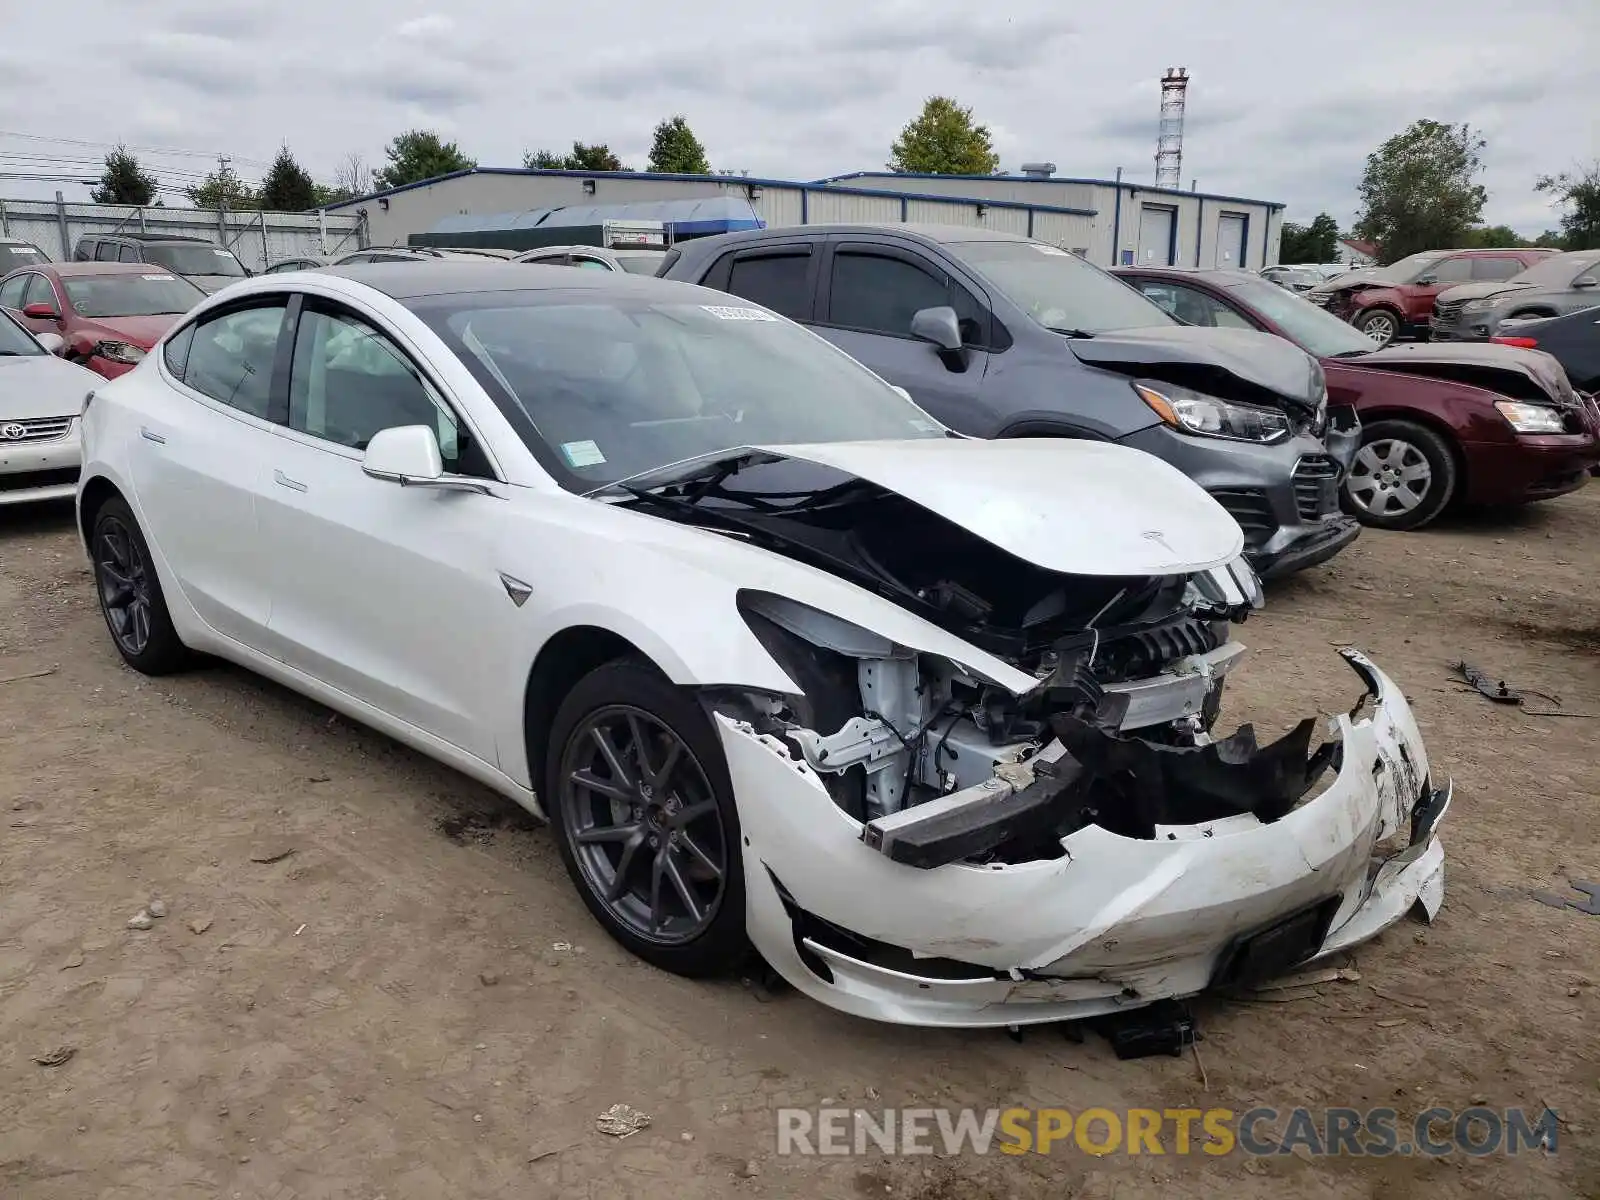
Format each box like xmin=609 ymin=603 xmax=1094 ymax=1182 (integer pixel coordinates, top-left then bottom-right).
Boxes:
xmin=556 ymin=703 xmax=729 ymax=946
xmin=1347 ymin=437 xmax=1433 ymax=519
xmin=1356 ymin=309 xmax=1400 ymax=346
xmin=94 ymin=514 xmax=154 ymax=657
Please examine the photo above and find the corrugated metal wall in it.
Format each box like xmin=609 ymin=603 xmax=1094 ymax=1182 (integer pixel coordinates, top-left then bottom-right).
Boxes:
xmin=1030 ymin=210 xmax=1098 ymax=253
xmin=830 ymin=174 xmax=1099 ymax=211
xmin=0 ymin=198 xmax=365 ymax=271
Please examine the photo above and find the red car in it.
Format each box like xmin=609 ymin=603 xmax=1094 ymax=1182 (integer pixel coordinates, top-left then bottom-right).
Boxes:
xmin=0 ymin=261 xmax=205 ymax=380
xmin=1117 ymin=267 xmax=1600 ymax=530
xmin=1302 ymin=247 xmax=1556 ymax=347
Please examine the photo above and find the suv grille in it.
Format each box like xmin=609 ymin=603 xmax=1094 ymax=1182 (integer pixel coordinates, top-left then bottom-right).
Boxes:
xmin=1293 ymin=455 xmax=1342 ymax=519
xmin=0 ymin=415 xmax=73 ymax=443
xmin=1433 ymin=298 xmax=1465 ymax=322
xmin=1210 ymin=488 xmax=1276 ymax=548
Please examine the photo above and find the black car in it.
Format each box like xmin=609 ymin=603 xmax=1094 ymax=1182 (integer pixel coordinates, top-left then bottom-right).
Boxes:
xmin=1494 ymin=307 xmax=1600 ymax=394
xmin=661 ymin=225 xmax=1360 ymax=579
xmin=71 ymin=232 xmax=248 ymax=294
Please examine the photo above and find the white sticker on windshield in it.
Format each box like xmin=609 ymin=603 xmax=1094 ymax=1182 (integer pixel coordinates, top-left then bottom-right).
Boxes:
xmin=561 ymin=440 xmax=607 ymax=468
xmin=1030 ymin=243 xmax=1072 ymax=255
xmin=213 ymin=249 xmax=233 ymax=256
xmin=700 ymin=305 xmax=776 ymax=321
xmin=140 ymin=274 xmax=176 ymax=281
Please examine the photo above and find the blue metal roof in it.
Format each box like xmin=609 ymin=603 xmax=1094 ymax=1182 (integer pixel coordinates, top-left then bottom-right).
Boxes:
xmin=425 ymin=195 xmax=765 ymax=238
xmin=814 ymin=171 xmax=1286 ymax=211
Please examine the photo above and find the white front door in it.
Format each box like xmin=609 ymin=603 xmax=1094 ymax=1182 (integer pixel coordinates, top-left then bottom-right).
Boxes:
xmin=254 ymin=300 xmax=511 ymax=764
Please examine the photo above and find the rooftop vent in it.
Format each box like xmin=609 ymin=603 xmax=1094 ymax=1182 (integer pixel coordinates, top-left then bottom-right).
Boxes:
xmin=1019 ymin=162 xmax=1057 ymax=179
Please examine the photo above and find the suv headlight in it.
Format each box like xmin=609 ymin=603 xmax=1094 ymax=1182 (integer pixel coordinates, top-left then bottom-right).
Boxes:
xmin=1133 ymin=381 xmax=1291 ymax=444
xmin=1461 ymin=298 xmax=1499 ymax=314
xmin=94 ymin=340 xmax=146 ymax=365
xmin=1494 ymin=400 xmax=1565 ymax=434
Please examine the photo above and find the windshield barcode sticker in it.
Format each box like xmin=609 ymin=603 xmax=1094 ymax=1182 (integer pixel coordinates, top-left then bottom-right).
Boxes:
xmin=1030 ymin=243 xmax=1072 ymax=255
xmin=140 ymin=274 xmax=176 ymax=281
xmin=562 ymin=440 xmax=607 ymax=468
xmin=700 ymin=305 xmax=776 ymax=321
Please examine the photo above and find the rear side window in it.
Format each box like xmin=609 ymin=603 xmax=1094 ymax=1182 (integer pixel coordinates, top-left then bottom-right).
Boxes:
xmin=726 ymin=253 xmax=812 ymax=320
xmin=74 ymin=239 xmax=97 ymax=262
xmin=1472 ymin=257 xmax=1523 ymax=281
xmin=119 ymin=244 xmax=141 ymax=264
xmin=95 ymin=241 xmax=121 ymax=262
xmin=163 ymin=323 xmax=196 ymax=379
xmin=181 ymin=302 xmax=289 ymax=420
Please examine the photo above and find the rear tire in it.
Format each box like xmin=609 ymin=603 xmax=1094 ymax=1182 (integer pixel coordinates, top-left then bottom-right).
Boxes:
xmin=89 ymin=496 xmax=191 ymax=674
xmin=1343 ymin=420 xmax=1458 ymax=531
xmin=543 ymin=658 xmax=747 ymax=978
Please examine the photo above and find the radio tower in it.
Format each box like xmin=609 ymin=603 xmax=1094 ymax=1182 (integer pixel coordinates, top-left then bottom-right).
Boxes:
xmin=1155 ymin=67 xmax=1189 ymax=189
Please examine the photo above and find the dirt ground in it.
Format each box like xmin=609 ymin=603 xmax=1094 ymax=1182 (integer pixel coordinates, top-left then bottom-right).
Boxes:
xmin=0 ymin=487 xmax=1596 ymax=1200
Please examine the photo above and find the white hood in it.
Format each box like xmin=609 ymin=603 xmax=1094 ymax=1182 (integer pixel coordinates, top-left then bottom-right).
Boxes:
xmin=758 ymin=437 xmax=1245 ymax=577
xmin=0 ymin=353 xmax=99 ymax=421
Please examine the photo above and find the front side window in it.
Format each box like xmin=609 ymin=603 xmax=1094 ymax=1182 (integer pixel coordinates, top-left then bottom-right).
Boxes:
xmin=21 ymin=274 xmax=57 ymax=311
xmin=182 ymin=303 xmax=288 ymax=419
xmin=60 ymin=272 xmax=204 ymax=318
xmin=287 ymin=306 xmax=470 ymax=471
xmin=829 ymin=252 xmax=947 ymax=335
xmin=95 ymin=241 xmax=122 ymax=262
xmin=410 ymin=291 xmax=946 ymax=491
xmin=0 ymin=274 xmax=27 ymax=310
xmin=569 ymin=257 xmax=614 ymax=271
xmin=726 ymin=252 xmax=812 ymax=320
xmin=118 ymin=245 xmax=141 ymax=263
xmin=1428 ymin=257 xmax=1475 ymax=284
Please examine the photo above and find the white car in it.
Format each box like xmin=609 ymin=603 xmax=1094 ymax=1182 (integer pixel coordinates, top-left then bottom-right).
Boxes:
xmin=75 ymin=264 xmax=1450 ymax=1028
xmin=0 ymin=310 xmax=101 ymax=505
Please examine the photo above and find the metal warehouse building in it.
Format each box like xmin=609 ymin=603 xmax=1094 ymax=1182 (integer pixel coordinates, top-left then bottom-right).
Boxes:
xmin=324 ymin=167 xmax=1283 ymax=269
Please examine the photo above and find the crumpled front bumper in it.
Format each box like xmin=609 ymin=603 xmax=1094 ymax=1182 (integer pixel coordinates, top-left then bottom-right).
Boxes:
xmin=719 ymin=649 xmax=1449 ymax=1028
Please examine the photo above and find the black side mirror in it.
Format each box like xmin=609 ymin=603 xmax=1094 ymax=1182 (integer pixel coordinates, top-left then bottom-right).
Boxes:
xmin=910 ymin=305 xmax=962 ymax=352
xmin=1573 ymin=277 xmax=1597 ymax=289
xmin=1415 ymin=274 xmax=1438 ymax=285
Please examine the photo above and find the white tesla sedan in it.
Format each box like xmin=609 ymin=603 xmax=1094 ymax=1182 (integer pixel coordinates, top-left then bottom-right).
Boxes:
xmin=1 ymin=308 xmax=100 ymax=505
xmin=76 ymin=264 xmax=1449 ymax=1028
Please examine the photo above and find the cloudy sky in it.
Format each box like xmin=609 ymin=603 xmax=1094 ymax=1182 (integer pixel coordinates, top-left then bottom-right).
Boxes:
xmin=2 ymin=0 xmax=1594 ymax=233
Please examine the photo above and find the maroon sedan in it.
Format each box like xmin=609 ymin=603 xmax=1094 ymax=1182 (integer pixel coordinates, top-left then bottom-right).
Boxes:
xmin=1116 ymin=267 xmax=1600 ymax=530
xmin=0 ymin=262 xmax=205 ymax=380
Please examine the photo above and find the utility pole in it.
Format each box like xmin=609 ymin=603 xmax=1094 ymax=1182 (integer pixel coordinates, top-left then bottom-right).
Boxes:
xmin=217 ymin=154 xmax=230 ymax=240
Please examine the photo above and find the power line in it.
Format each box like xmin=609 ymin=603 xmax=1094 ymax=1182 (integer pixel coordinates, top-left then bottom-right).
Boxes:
xmin=0 ymin=128 xmax=270 ymax=167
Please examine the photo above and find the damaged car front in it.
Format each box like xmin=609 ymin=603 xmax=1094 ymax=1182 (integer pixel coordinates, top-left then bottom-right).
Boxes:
xmin=601 ymin=436 xmax=1450 ymax=1029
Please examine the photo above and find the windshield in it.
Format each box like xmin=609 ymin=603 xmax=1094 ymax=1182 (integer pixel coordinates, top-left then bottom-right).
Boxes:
xmin=1218 ymin=277 xmax=1373 ymax=357
xmin=0 ymin=307 xmax=43 ymax=355
xmin=952 ymin=239 xmax=1176 ymax=334
xmin=143 ymin=243 xmax=247 ymax=277
xmin=62 ymin=272 xmax=206 ymax=318
xmin=410 ymin=292 xmax=946 ymax=489
xmin=1372 ymin=250 xmax=1452 ymax=284
xmin=0 ymin=243 xmax=48 ymax=273
xmin=1506 ymin=252 xmax=1600 ymax=287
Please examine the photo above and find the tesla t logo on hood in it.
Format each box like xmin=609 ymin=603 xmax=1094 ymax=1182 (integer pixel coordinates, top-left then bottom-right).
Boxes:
xmin=1141 ymin=530 xmax=1174 ymax=553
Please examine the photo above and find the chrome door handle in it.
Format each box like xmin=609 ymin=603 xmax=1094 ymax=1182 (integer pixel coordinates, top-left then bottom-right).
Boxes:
xmin=140 ymin=426 xmax=166 ymax=444
xmin=273 ymin=469 xmax=308 ymax=493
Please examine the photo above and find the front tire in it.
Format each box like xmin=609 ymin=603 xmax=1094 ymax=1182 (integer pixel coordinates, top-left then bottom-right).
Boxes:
xmin=1343 ymin=420 xmax=1458 ymax=530
xmin=90 ymin=496 xmax=191 ymax=674
xmin=1355 ymin=308 xmax=1402 ymax=347
xmin=544 ymin=658 xmax=747 ymax=977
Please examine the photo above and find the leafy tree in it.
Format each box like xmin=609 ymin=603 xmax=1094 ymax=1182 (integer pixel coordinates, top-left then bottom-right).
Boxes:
xmin=1353 ymin=120 xmax=1487 ymax=264
xmin=1462 ymin=224 xmax=1529 ymax=249
xmin=888 ymin=97 xmax=999 ymax=175
xmin=523 ymin=149 xmax=565 ymax=168
xmin=1535 ymin=162 xmax=1600 ymax=251
xmin=647 ymin=115 xmax=710 ymax=174
xmin=259 ymin=145 xmax=319 ymax=211
xmin=91 ymin=146 xmax=157 ymax=206
xmin=1279 ymin=213 xmax=1341 ymax=263
xmin=185 ymin=163 xmax=258 ymax=210
xmin=372 ymin=130 xmax=475 ymax=190
xmin=563 ymin=142 xmax=625 ymax=171
xmin=1534 ymin=229 xmax=1567 ymax=249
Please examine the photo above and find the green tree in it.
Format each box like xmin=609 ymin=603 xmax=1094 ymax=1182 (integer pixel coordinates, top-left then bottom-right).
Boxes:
xmin=562 ymin=142 xmax=625 ymax=171
xmin=91 ymin=145 xmax=157 ymax=206
xmin=1535 ymin=162 xmax=1600 ymax=250
xmin=523 ymin=149 xmax=565 ymax=169
xmin=888 ymin=97 xmax=999 ymax=175
xmin=647 ymin=115 xmax=710 ymax=174
xmin=1462 ymin=224 xmax=1529 ymax=249
xmin=185 ymin=163 xmax=258 ymax=210
xmin=1279 ymin=212 xmax=1341 ymax=262
xmin=372 ymin=130 xmax=475 ymax=190
xmin=259 ymin=145 xmax=319 ymax=211
xmin=1353 ymin=120 xmax=1487 ymax=264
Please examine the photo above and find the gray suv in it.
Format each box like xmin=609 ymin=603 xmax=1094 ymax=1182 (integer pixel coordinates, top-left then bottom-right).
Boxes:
xmin=662 ymin=225 xmax=1360 ymax=579
xmin=1432 ymin=250 xmax=1600 ymax=341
